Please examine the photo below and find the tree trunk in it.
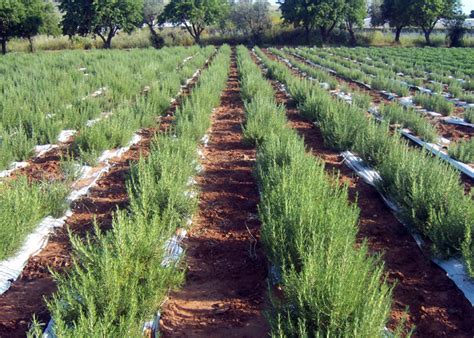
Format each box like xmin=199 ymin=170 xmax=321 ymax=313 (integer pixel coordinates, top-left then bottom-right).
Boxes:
xmin=147 ymin=23 xmax=164 ymax=49
xmin=304 ymin=25 xmax=310 ymax=44
xmin=148 ymin=24 xmax=158 ymax=39
xmin=194 ymin=33 xmax=201 ymax=45
xmin=347 ymin=23 xmax=356 ymax=46
xmin=104 ymin=31 xmax=114 ymax=49
xmin=1 ymin=40 xmax=6 ymax=55
xmin=27 ymin=36 xmax=34 ymax=53
xmin=394 ymin=26 xmax=403 ymax=43
xmin=320 ymin=27 xmax=328 ymax=44
xmin=422 ymin=27 xmax=432 ymax=45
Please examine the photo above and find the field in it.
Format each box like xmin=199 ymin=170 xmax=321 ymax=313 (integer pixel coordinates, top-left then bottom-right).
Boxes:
xmin=0 ymin=45 xmax=473 ymax=337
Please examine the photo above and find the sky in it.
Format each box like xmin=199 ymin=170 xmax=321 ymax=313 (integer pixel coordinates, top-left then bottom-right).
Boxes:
xmin=269 ymin=0 xmax=474 ymax=14
xmin=463 ymin=0 xmax=474 ymax=13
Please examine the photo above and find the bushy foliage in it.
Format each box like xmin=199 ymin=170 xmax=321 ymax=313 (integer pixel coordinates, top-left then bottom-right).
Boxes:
xmin=255 ymin=46 xmax=474 ymax=273
xmin=46 ymin=46 xmax=231 ymax=335
xmin=239 ymin=46 xmax=395 ymax=336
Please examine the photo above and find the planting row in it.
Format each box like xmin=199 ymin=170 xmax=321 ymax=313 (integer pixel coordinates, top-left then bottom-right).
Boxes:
xmin=0 ymin=47 xmax=214 ymax=267
xmin=295 ymin=47 xmax=462 ymax=115
xmin=0 ymin=47 xmax=202 ymax=170
xmin=254 ymin=47 xmax=474 ymax=281
xmin=29 ymin=46 xmax=232 ymax=336
xmin=272 ymin=48 xmax=474 ymax=171
xmin=327 ymin=47 xmax=474 ymax=104
xmin=238 ymin=46 xmax=397 ymax=336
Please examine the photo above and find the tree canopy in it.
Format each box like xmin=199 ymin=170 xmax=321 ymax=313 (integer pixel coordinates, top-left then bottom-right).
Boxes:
xmin=280 ymin=0 xmax=363 ymax=43
xmin=160 ymin=0 xmax=228 ymax=44
xmin=344 ymin=0 xmax=367 ymax=45
xmin=59 ymin=0 xmax=144 ymax=48
xmin=409 ymin=0 xmax=460 ymax=45
xmin=0 ymin=0 xmax=58 ymax=54
xmin=381 ymin=0 xmax=413 ymax=42
xmin=229 ymin=0 xmax=271 ymax=41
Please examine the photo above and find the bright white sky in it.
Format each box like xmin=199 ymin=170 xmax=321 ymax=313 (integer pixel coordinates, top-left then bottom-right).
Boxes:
xmin=463 ymin=0 xmax=474 ymax=13
xmin=270 ymin=0 xmax=474 ymax=14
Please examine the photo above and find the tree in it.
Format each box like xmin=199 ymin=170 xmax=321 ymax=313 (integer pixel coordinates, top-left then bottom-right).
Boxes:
xmin=159 ymin=0 xmax=228 ymax=44
xmin=445 ymin=12 xmax=466 ymax=47
xmin=344 ymin=0 xmax=366 ymax=45
xmin=39 ymin=0 xmax=61 ymax=37
xmin=381 ymin=0 xmax=413 ymax=43
xmin=279 ymin=0 xmax=317 ymax=43
xmin=410 ymin=0 xmax=460 ymax=45
xmin=470 ymin=10 xmax=474 ymax=19
xmin=17 ymin=0 xmax=47 ymax=52
xmin=369 ymin=0 xmax=385 ymax=27
xmin=279 ymin=0 xmax=346 ymax=44
xmin=59 ymin=0 xmax=144 ymax=48
xmin=230 ymin=0 xmax=272 ymax=42
xmin=0 ymin=0 xmax=25 ymax=54
xmin=143 ymin=0 xmax=165 ymax=48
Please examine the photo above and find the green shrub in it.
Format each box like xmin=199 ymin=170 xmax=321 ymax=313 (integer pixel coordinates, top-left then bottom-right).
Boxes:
xmin=255 ymin=46 xmax=474 ymax=263
xmin=378 ymin=103 xmax=438 ymax=142
xmin=244 ymin=46 xmax=395 ymax=336
xmin=464 ymin=108 xmax=474 ymax=123
xmin=413 ymin=94 xmax=454 ymax=116
xmin=0 ymin=177 xmax=68 ymax=260
xmin=449 ymin=139 xmax=474 ymax=164
xmin=46 ymin=45 xmax=232 ymax=336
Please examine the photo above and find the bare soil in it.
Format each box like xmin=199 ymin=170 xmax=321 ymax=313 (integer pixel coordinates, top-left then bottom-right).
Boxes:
xmin=253 ymin=50 xmax=474 ymax=337
xmin=160 ymin=51 xmax=269 ymax=337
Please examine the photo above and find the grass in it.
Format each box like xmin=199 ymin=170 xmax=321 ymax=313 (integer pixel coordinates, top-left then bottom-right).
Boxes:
xmin=41 ymin=46 xmax=232 ymax=336
xmin=413 ymin=94 xmax=454 ymax=116
xmin=239 ymin=46 xmax=396 ymax=336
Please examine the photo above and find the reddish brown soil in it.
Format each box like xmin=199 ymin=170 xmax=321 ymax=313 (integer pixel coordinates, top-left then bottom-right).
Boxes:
xmin=252 ymin=51 xmax=474 ymax=337
xmin=0 ymin=55 xmax=213 ymax=338
xmin=436 ymin=121 xmax=474 ymax=142
xmin=160 ymin=52 xmax=269 ymax=337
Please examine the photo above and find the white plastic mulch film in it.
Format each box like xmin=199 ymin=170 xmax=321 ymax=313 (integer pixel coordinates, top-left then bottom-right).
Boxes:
xmin=0 ymin=213 xmax=70 ymax=295
xmin=0 ymin=133 xmax=144 ymax=296
xmin=342 ymin=151 xmax=474 ymax=306
xmin=400 ymin=130 xmax=474 ymax=180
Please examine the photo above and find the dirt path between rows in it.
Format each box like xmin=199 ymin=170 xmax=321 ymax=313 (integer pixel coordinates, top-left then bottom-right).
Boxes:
xmin=0 ymin=55 xmax=213 ymax=338
xmin=252 ymin=51 xmax=474 ymax=337
xmin=160 ymin=51 xmax=268 ymax=337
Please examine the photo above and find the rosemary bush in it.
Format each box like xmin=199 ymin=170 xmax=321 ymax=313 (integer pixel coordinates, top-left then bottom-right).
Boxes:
xmin=449 ymin=139 xmax=474 ymax=164
xmin=255 ymin=46 xmax=474 ymax=273
xmin=240 ymin=46 xmax=395 ymax=336
xmin=413 ymin=94 xmax=454 ymax=116
xmin=464 ymin=108 xmax=474 ymax=123
xmin=46 ymin=46 xmax=232 ymax=336
xmin=0 ymin=177 xmax=68 ymax=260
xmin=378 ymin=103 xmax=438 ymax=142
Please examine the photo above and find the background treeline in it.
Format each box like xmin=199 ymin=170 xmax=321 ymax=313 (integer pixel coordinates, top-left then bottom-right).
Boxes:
xmin=0 ymin=0 xmax=472 ymax=54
